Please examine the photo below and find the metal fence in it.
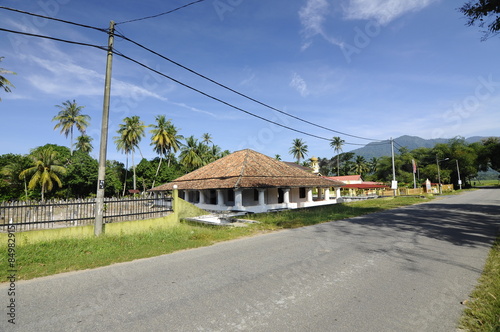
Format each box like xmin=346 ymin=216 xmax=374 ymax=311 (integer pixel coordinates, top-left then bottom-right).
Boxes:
xmin=0 ymin=196 xmax=173 ymax=232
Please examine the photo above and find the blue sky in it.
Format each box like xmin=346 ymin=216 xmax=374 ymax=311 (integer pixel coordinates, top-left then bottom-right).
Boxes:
xmin=0 ymin=0 xmax=499 ymax=164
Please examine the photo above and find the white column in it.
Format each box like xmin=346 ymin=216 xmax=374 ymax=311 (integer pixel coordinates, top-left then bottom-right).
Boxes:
xmin=336 ymin=187 xmax=341 ymax=200
xmin=307 ymin=188 xmax=313 ymax=202
xmin=258 ymin=189 xmax=266 ymax=206
xmin=234 ymin=189 xmax=243 ymax=210
xmin=198 ymin=190 xmax=205 ymax=204
xmin=324 ymin=188 xmax=330 ymax=201
xmin=283 ymin=188 xmax=290 ymax=204
xmin=217 ymin=190 xmax=224 ymax=207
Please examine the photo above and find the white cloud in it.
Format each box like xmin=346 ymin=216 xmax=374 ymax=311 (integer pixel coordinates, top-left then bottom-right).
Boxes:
xmin=342 ymin=0 xmax=438 ymax=25
xmin=290 ymin=72 xmax=310 ymax=97
xmin=19 ymin=38 xmax=167 ymax=102
xmin=299 ymin=0 xmax=343 ymax=49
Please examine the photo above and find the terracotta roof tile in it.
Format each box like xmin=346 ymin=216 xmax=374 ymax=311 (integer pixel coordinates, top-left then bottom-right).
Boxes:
xmin=150 ymin=149 xmax=344 ymax=191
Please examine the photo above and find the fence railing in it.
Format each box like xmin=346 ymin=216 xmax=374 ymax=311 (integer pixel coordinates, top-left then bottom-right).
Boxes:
xmin=0 ymin=196 xmax=173 ymax=232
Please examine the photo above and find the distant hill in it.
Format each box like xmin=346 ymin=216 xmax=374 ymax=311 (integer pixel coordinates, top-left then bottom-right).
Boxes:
xmin=349 ymin=135 xmax=487 ymax=159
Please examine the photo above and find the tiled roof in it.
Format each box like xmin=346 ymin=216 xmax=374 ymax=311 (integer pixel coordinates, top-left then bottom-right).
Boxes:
xmin=150 ymin=149 xmax=344 ymax=191
xmin=326 ymin=175 xmax=362 ymax=182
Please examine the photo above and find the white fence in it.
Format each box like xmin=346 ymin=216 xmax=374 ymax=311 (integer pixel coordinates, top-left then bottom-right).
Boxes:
xmin=0 ymin=197 xmax=172 ymax=232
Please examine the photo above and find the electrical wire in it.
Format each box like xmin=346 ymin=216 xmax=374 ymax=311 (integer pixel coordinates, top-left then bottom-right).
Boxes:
xmin=0 ymin=5 xmax=384 ymax=144
xmin=0 ymin=6 xmax=107 ymax=32
xmin=0 ymin=25 xmax=376 ymax=145
xmin=0 ymin=21 xmax=389 ymax=147
xmin=112 ymin=48 xmax=337 ymax=142
xmin=0 ymin=27 xmax=107 ymax=50
xmin=116 ymin=0 xmax=208 ymax=25
xmin=115 ymin=32 xmax=383 ymax=142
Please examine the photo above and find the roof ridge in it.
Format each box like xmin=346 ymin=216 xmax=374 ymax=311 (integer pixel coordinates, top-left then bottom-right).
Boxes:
xmin=234 ymin=149 xmax=251 ymax=188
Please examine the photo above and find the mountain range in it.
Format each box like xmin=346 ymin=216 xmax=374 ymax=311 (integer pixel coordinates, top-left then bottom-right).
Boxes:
xmin=348 ymin=135 xmax=487 ymax=159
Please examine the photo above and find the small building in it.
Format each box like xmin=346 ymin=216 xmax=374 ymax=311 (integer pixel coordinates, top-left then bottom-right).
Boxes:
xmin=326 ymin=175 xmax=363 ymax=184
xmin=325 ymin=176 xmax=388 ymax=196
xmin=150 ymin=149 xmax=345 ymax=213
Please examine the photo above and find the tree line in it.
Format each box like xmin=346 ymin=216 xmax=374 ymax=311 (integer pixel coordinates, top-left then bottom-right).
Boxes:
xmin=0 ymin=100 xmax=229 ymax=201
xmin=287 ymin=136 xmax=500 ymax=188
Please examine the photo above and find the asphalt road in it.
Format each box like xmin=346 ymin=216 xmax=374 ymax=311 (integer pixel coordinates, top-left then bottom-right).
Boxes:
xmin=2 ymin=189 xmax=499 ymax=332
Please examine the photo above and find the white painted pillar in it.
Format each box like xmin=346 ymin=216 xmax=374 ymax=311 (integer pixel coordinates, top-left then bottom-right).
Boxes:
xmin=307 ymin=188 xmax=313 ymax=202
xmin=198 ymin=190 xmax=205 ymax=204
xmin=234 ymin=189 xmax=243 ymax=210
xmin=335 ymin=187 xmax=342 ymax=203
xmin=283 ymin=188 xmax=290 ymax=204
xmin=324 ymin=188 xmax=330 ymax=201
xmin=185 ymin=190 xmax=191 ymax=202
xmin=258 ymin=189 xmax=266 ymax=206
xmin=217 ymin=190 xmax=224 ymax=207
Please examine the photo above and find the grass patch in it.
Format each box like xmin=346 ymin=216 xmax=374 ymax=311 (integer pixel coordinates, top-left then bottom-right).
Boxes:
xmin=2 ymin=223 xmax=255 ymax=281
xmin=2 ymin=196 xmax=430 ymax=281
xmin=459 ymin=235 xmax=500 ymax=331
xmin=473 ymin=179 xmax=500 ymax=187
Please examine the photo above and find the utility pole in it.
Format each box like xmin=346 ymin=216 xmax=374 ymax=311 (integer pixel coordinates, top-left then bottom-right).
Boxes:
xmin=94 ymin=21 xmax=115 ymax=236
xmin=436 ymin=154 xmax=442 ymax=195
xmin=391 ymin=138 xmax=397 ymax=196
xmin=456 ymin=159 xmax=462 ymax=190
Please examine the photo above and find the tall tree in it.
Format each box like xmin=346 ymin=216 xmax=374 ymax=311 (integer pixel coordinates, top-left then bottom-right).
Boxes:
xmin=353 ymin=155 xmax=369 ymax=177
xmin=459 ymin=0 xmax=500 ymax=40
xmin=201 ymin=133 xmax=213 ymax=145
xmin=330 ymin=136 xmax=345 ymax=176
xmin=114 ymin=116 xmax=146 ymax=193
xmin=1 ymin=154 xmax=32 ymax=200
xmin=289 ymin=138 xmax=308 ymax=164
xmin=19 ymin=147 xmax=66 ymax=201
xmin=479 ymin=137 xmax=500 ymax=172
xmin=149 ymin=115 xmax=183 ymax=187
xmin=0 ymin=57 xmax=15 ymax=100
xmin=368 ymin=157 xmax=379 ymax=174
xmin=52 ymin=100 xmax=90 ymax=154
xmin=179 ymin=136 xmax=204 ymax=172
xmin=74 ymin=135 xmax=94 ymax=154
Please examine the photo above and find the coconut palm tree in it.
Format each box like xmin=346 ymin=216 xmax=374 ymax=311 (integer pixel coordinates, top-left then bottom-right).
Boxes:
xmin=74 ymin=135 xmax=93 ymax=154
xmin=179 ymin=136 xmax=204 ymax=172
xmin=330 ymin=136 xmax=345 ymax=176
xmin=369 ymin=157 xmax=379 ymax=174
xmin=19 ymin=147 xmax=66 ymax=201
xmin=0 ymin=57 xmax=15 ymax=101
xmin=201 ymin=133 xmax=213 ymax=145
xmin=149 ymin=115 xmax=183 ymax=188
xmin=114 ymin=116 xmax=146 ymax=193
xmin=289 ymin=138 xmax=308 ymax=164
xmin=353 ymin=155 xmax=369 ymax=177
xmin=52 ymin=100 xmax=90 ymax=154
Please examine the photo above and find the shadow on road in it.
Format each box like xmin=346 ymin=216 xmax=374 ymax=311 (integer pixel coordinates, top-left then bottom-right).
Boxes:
xmin=317 ymin=201 xmax=500 ymax=249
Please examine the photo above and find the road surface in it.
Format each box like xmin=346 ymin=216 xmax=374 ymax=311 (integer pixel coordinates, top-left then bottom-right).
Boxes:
xmin=1 ymin=189 xmax=499 ymax=331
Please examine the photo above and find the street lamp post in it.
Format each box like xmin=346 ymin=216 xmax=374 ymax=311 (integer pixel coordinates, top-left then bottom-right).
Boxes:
xmin=436 ymin=155 xmax=449 ymax=194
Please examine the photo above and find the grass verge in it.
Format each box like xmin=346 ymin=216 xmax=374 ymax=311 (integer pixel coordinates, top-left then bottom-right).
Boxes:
xmin=459 ymin=235 xmax=500 ymax=331
xmin=2 ymin=196 xmax=430 ymax=281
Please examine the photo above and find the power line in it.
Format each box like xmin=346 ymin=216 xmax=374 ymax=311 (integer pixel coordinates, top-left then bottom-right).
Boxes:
xmin=0 ymin=5 xmax=383 ymax=143
xmin=0 ymin=6 xmax=107 ymax=32
xmin=115 ymin=32 xmax=382 ymax=142
xmin=116 ymin=0 xmax=208 ymax=25
xmin=0 ymin=27 xmax=106 ymax=50
xmin=0 ymin=24 xmax=387 ymax=147
xmin=112 ymin=48 xmax=338 ymax=142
